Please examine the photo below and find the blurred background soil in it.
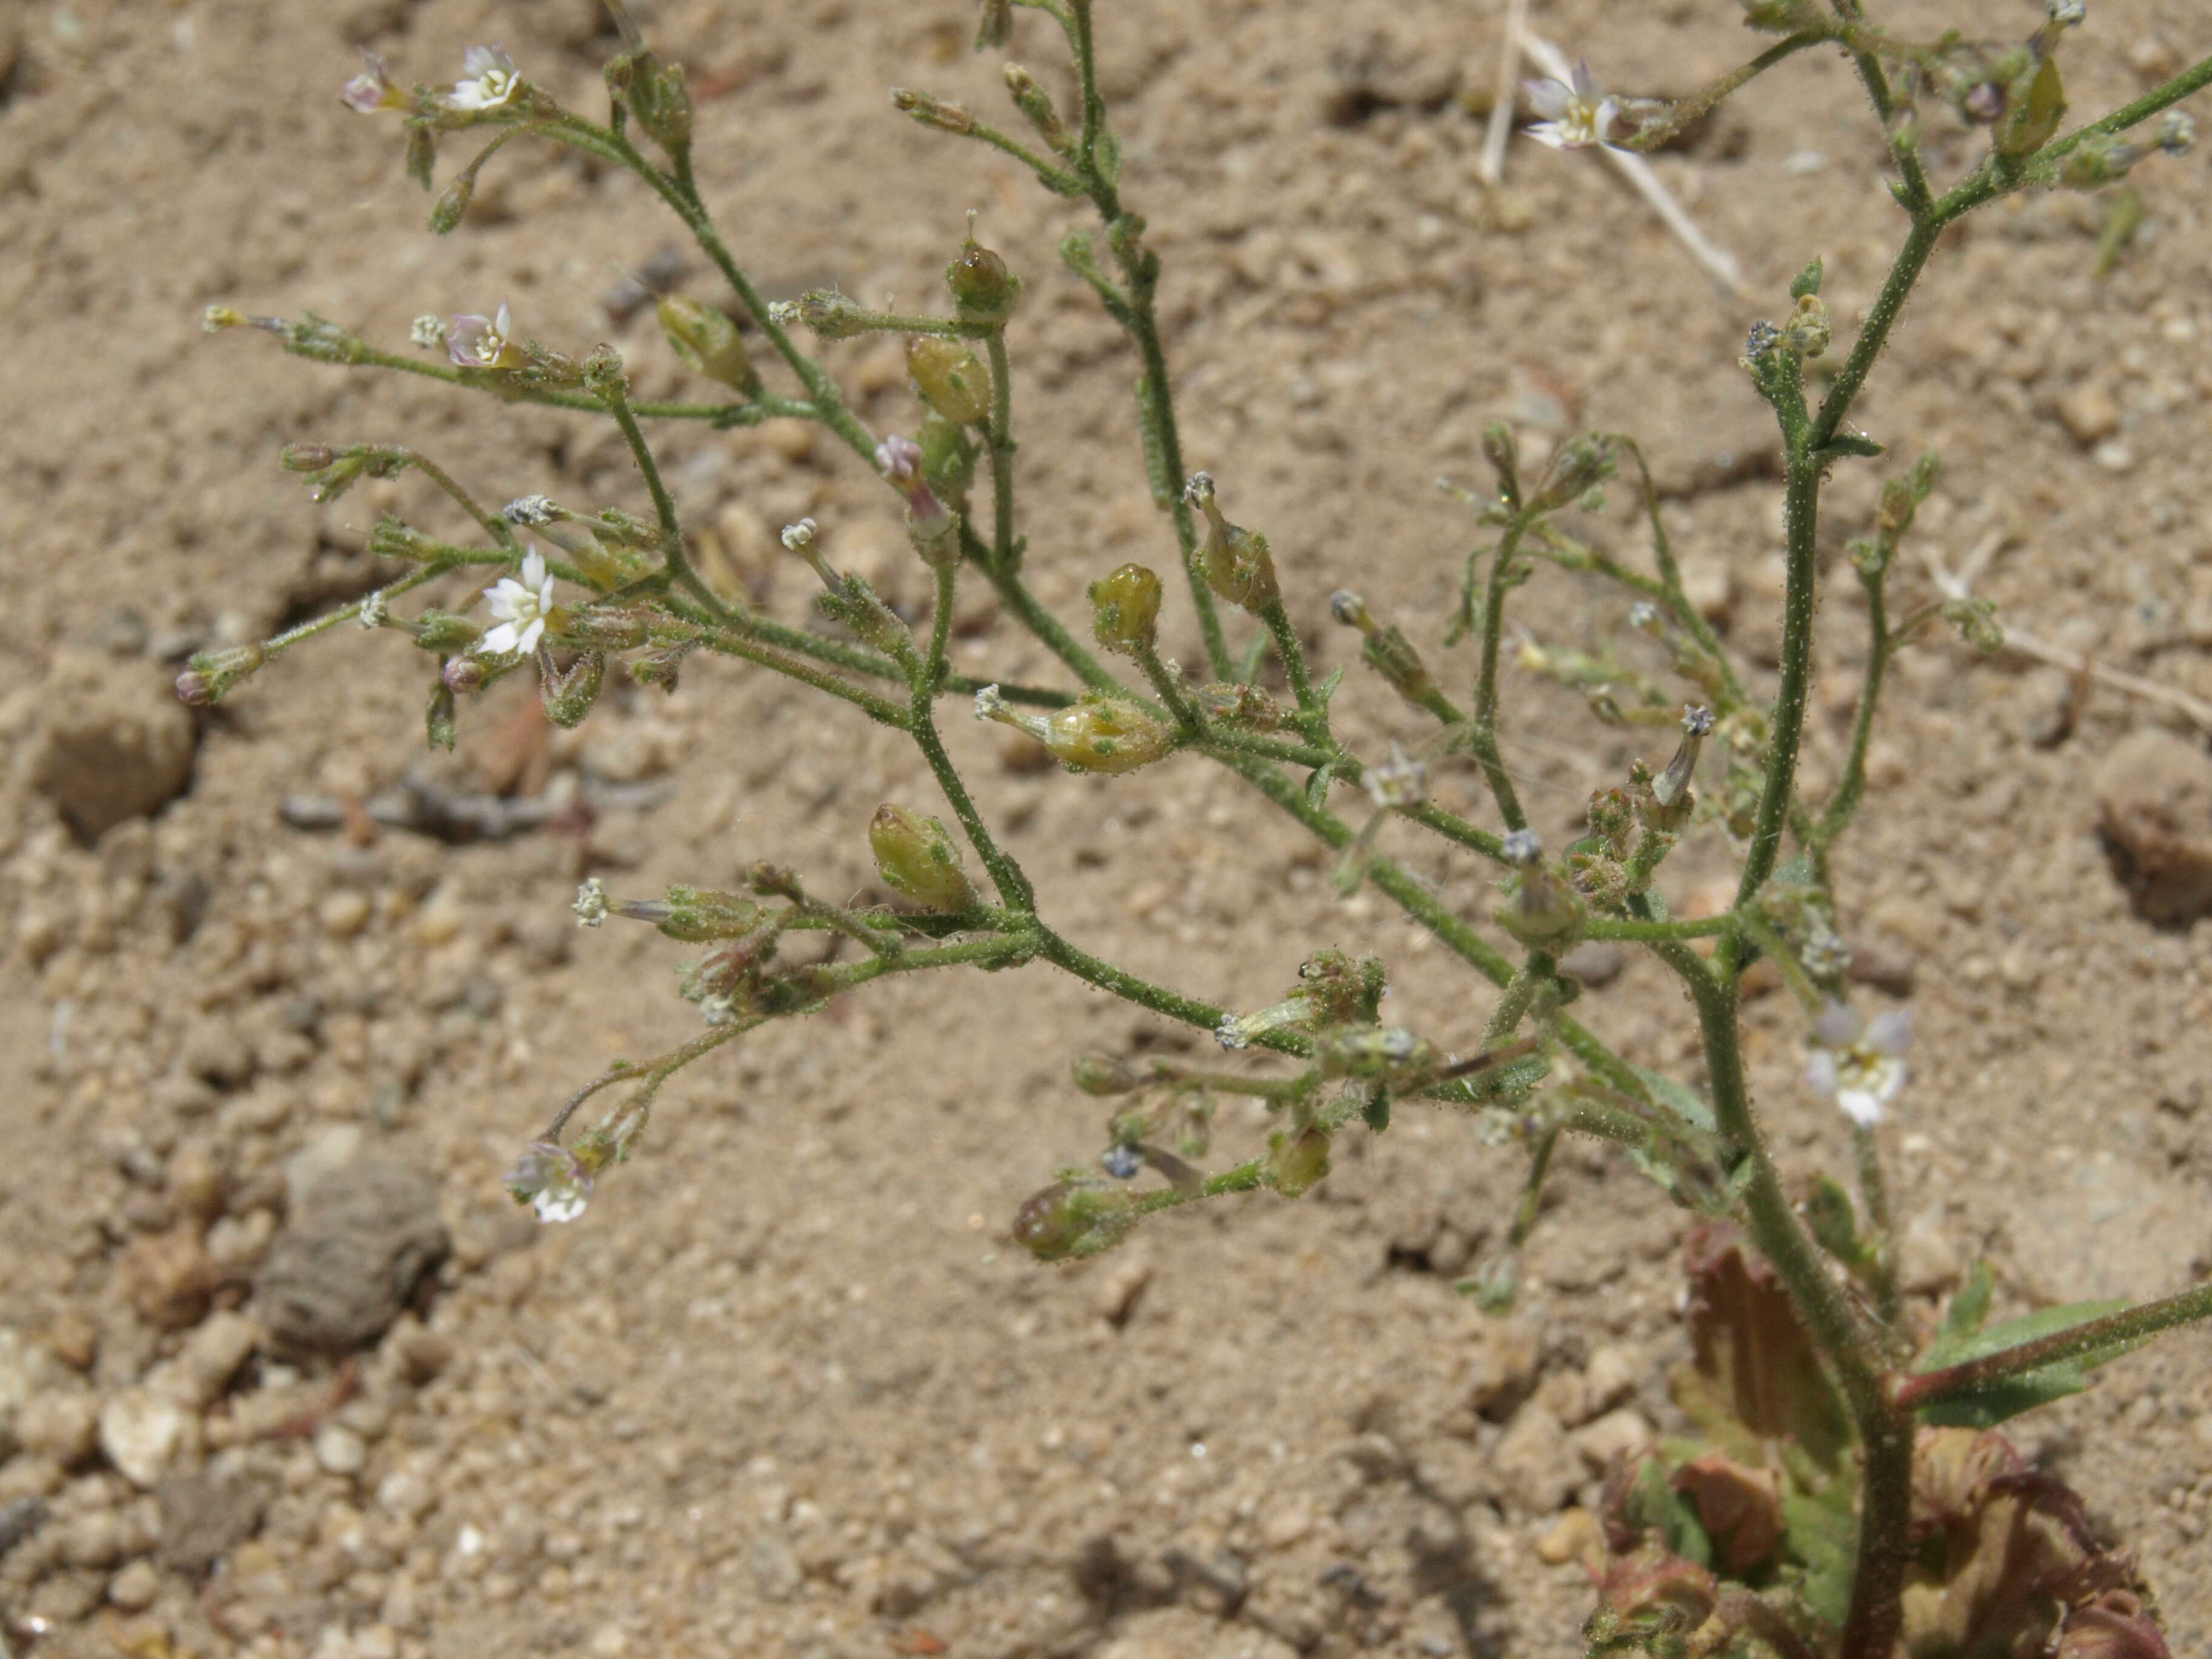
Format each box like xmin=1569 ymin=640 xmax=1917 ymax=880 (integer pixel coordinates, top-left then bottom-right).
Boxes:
xmin=2 ymin=0 xmax=2211 ymax=1655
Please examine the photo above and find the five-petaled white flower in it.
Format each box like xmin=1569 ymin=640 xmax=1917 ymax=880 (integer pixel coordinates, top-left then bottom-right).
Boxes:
xmin=479 ymin=549 xmax=556 ymax=656
xmin=1805 ymin=1000 xmax=1912 ymax=1128
xmin=445 ymin=44 xmax=520 ymax=112
xmin=340 ymin=49 xmax=407 ymax=114
xmin=504 ymin=1140 xmax=591 ymax=1224
xmin=1525 ymin=61 xmax=1619 ymax=151
xmin=447 ymin=302 xmax=525 ymax=371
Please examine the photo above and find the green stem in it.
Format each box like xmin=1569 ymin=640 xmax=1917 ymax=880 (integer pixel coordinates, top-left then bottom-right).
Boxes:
xmin=1731 ymin=452 xmax=1818 ymax=909
xmin=1851 ymin=1122 xmax=1900 ymax=1327
xmin=599 ymin=380 xmax=725 ymax=622
xmin=1813 ymin=568 xmax=1891 ymax=852
xmin=908 ymin=641 xmax=1036 ymax=915
xmin=1034 ymin=926 xmax=1312 ymax=1061
xmin=984 ymin=331 xmax=1020 ymax=573
xmin=349 ymin=341 xmax=785 ymax=422
xmin=1063 ymin=0 xmax=1233 ymax=680
xmin=1470 ymin=521 xmax=1530 ymax=831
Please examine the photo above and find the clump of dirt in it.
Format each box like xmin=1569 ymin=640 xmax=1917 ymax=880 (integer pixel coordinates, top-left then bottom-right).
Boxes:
xmin=2 ymin=2 xmax=2210 ymax=1657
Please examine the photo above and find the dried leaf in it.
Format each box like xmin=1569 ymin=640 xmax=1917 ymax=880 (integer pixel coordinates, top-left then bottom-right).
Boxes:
xmin=1681 ymin=1223 xmax=1850 ymax=1467
xmin=1670 ymin=1452 xmax=1783 ymax=1575
xmin=2056 ymin=1593 xmax=2174 ymax=1659
xmin=1903 ymin=1427 xmax=2157 ymax=1659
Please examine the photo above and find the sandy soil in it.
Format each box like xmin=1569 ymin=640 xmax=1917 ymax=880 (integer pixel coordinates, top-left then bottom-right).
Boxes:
xmin=2 ymin=1 xmax=2210 ymax=1655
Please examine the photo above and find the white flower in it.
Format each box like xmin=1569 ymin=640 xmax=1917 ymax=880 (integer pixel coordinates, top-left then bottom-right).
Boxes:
xmin=573 ymin=877 xmax=608 ymax=928
xmin=447 ymin=302 xmax=525 ymax=371
xmin=445 ymin=44 xmax=520 ymax=112
xmin=1805 ymin=1000 xmax=1912 ymax=1128
xmin=1525 ymin=61 xmax=1620 ymax=151
xmin=504 ymin=1140 xmax=591 ymax=1224
xmin=479 ymin=549 xmax=555 ymax=655
xmin=410 ymin=313 xmax=447 ymax=350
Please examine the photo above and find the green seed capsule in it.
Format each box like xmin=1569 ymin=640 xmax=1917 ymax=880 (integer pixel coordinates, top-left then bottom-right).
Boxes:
xmin=947 ymin=240 xmax=1022 ymax=324
xmin=656 ymin=296 xmax=759 ymax=393
xmin=1267 ymin=1127 xmax=1331 ymax=1198
xmin=905 ymin=335 xmax=993 ymax=425
xmin=1087 ymin=563 xmax=1162 ymax=655
xmin=1073 ymin=1053 xmax=1145 ymax=1096
xmin=868 ymin=805 xmax=976 ymax=913
xmin=1010 ymin=1182 xmax=1131 ymax=1261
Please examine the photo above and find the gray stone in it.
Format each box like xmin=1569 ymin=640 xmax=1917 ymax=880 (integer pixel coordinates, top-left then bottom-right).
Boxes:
xmin=158 ymin=1466 xmax=266 ymax=1574
xmin=255 ymin=1158 xmax=448 ymax=1355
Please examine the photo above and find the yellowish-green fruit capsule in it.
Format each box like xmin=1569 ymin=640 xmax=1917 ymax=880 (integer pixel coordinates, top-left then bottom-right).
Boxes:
xmin=1087 ymin=563 xmax=1162 ymax=656
xmin=1994 ymin=55 xmax=2065 ymax=157
xmin=976 ymin=686 xmax=1175 ymax=775
xmin=1043 ymin=696 xmax=1173 ymax=774
xmin=655 ymin=296 xmax=759 ymax=393
xmin=905 ymin=335 xmax=993 ymax=426
xmin=868 ymin=804 xmax=976 ymax=913
xmin=1267 ymin=1127 xmax=1331 ymax=1197
xmin=1185 ymin=474 xmax=1278 ymax=611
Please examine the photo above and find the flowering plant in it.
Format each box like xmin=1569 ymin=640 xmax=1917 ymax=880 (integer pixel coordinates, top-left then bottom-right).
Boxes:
xmin=191 ymin=0 xmax=2212 ymax=1647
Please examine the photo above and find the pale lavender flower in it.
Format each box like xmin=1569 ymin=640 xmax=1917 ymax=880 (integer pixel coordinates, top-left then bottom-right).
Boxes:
xmin=1805 ymin=1000 xmax=1912 ymax=1128
xmin=876 ymin=434 xmax=923 ymax=481
xmin=478 ymin=549 xmax=556 ymax=656
xmin=505 ymin=1139 xmax=591 ymax=1224
xmin=340 ymin=49 xmax=407 ymax=114
xmin=447 ymin=302 xmax=525 ymax=371
xmin=1525 ymin=61 xmax=1620 ymax=151
xmin=445 ymin=44 xmax=520 ymax=112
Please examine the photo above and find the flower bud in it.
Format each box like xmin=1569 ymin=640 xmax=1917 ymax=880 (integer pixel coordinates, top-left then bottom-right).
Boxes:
xmin=975 ymin=0 xmax=1013 ymax=49
xmin=1266 ymin=1127 xmax=1331 ymax=1197
xmin=369 ymin=516 xmax=440 ymax=563
xmin=175 ymin=643 xmax=266 ymax=706
xmin=946 ymin=239 xmax=1023 ymax=324
xmin=1003 ymin=63 xmax=1072 ymax=155
xmin=440 ymin=653 xmax=490 ymax=693
xmin=1087 ymin=563 xmax=1163 ymax=656
xmin=1073 ymin=1054 xmax=1145 ymax=1096
xmin=905 ymin=335 xmax=993 ymax=425
xmin=1318 ymin=1027 xmax=1439 ymax=1087
xmin=657 ymin=295 xmax=760 ymax=393
xmin=1780 ymin=293 xmax=1831 ymax=358
xmin=974 ymin=686 xmax=1174 ymax=775
xmin=891 ymin=87 xmax=977 ymax=133
xmin=552 ymin=608 xmax=651 ymax=651
xmin=1531 ymin=433 xmax=1615 ymax=510
xmin=540 ymin=651 xmax=605 ymax=729
xmin=1185 ymin=474 xmax=1277 ymax=611
xmin=1597 ymin=1544 xmax=1718 ymax=1628
xmin=1010 ymin=1182 xmax=1133 ymax=1261
xmin=789 ymin=289 xmax=872 ymax=340
xmin=425 ymin=680 xmax=458 ymax=751
xmin=428 ymin=170 xmax=474 ymax=234
xmin=628 ymin=57 xmax=694 ymax=158
xmin=869 ymin=805 xmax=977 ymax=913
xmin=1195 ymin=682 xmax=1284 ymax=727
xmin=403 ymin=121 xmax=438 ymax=189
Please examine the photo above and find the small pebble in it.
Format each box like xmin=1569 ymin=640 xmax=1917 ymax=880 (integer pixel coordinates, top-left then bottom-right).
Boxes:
xmin=313 ymin=1422 xmax=367 ymax=1476
xmin=99 ymin=1389 xmax=192 ymax=1489
xmin=107 ymin=1557 xmax=161 ymax=1611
